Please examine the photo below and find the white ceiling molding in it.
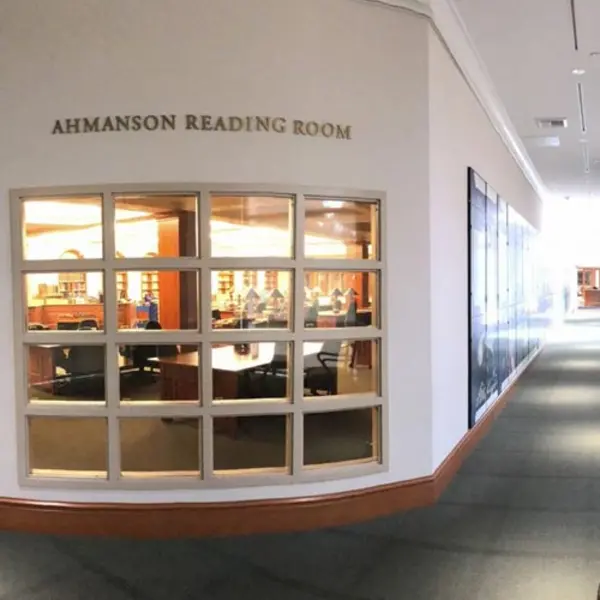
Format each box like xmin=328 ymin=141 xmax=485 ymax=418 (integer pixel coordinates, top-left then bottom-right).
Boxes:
xmin=350 ymin=0 xmax=431 ymax=17
xmin=347 ymin=0 xmax=547 ymax=201
xmin=426 ymin=0 xmax=549 ymax=201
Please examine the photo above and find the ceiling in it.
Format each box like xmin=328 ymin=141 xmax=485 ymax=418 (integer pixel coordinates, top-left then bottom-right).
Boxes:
xmin=454 ymin=0 xmax=600 ymax=199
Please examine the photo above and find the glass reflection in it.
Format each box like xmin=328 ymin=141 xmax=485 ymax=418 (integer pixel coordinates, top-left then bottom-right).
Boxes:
xmin=22 ymin=196 xmax=103 ymax=260
xmin=28 ymin=417 xmax=108 ymax=476
xmin=211 ymin=196 xmax=292 ymax=257
xmin=118 ymin=345 xmax=199 ymax=403
xmin=303 ymin=339 xmax=379 ymax=397
xmin=120 ymin=418 xmax=200 ymax=475
xmin=114 ymin=194 xmax=197 ymax=258
xmin=213 ymin=415 xmax=288 ymax=473
xmin=212 ymin=342 xmax=290 ymax=402
xmin=305 ymin=199 xmax=377 ymax=259
xmin=304 ymin=408 xmax=379 ymax=466
xmin=117 ymin=270 xmax=198 ymax=330
xmin=211 ymin=270 xmax=291 ymax=330
xmin=25 ymin=272 xmax=105 ymax=331
xmin=28 ymin=344 xmax=106 ymax=404
xmin=303 ymin=271 xmax=377 ymax=329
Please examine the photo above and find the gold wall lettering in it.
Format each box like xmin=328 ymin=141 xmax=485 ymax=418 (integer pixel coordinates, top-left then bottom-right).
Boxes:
xmin=51 ymin=114 xmax=352 ymax=140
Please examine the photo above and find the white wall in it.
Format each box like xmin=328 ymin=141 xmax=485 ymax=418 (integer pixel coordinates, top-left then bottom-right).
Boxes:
xmin=0 ymin=0 xmax=433 ymax=502
xmin=427 ymin=31 xmax=543 ymax=468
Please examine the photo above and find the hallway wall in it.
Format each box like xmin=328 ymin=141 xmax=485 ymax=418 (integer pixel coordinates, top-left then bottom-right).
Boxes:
xmin=0 ymin=0 xmax=432 ymax=502
xmin=427 ymin=30 xmax=544 ymax=467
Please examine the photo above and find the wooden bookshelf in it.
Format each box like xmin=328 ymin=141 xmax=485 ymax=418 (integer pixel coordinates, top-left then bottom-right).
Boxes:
xmin=242 ymin=270 xmax=257 ymax=288
xmin=58 ymin=272 xmax=86 ymax=298
xmin=141 ymin=271 xmax=160 ymax=300
xmin=264 ymin=271 xmax=278 ymax=292
xmin=217 ymin=271 xmax=234 ymax=295
xmin=116 ymin=271 xmax=128 ymax=300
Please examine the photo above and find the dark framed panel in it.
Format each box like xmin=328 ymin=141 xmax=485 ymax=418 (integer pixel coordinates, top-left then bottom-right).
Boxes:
xmin=467 ymin=168 xmax=553 ymax=427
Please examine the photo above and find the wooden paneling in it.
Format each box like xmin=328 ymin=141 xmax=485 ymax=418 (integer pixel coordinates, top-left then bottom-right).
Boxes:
xmin=28 ymin=304 xmax=135 ymax=329
xmin=27 ymin=346 xmax=55 ymax=393
xmin=157 ymin=215 xmax=197 ymax=330
xmin=157 ymin=218 xmax=179 ymax=329
xmin=583 ymin=288 xmax=600 ymax=307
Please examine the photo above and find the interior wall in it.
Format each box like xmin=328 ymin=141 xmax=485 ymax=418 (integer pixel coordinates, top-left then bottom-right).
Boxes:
xmin=427 ymin=30 xmax=544 ymax=468
xmin=0 ymin=0 xmax=432 ymax=503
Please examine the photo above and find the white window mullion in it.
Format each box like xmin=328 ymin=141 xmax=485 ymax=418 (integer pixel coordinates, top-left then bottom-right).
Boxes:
xmin=20 ymin=259 xmax=107 ymax=273
xmin=199 ymin=188 xmax=213 ymax=479
xmin=107 ymin=414 xmax=121 ymax=483
xmin=292 ymin=192 xmax=307 ymax=474
xmin=202 ymin=415 xmax=214 ymax=481
xmin=13 ymin=183 xmax=386 ymax=490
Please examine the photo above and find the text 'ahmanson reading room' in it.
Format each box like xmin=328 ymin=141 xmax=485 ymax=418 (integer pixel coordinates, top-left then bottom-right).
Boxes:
xmin=51 ymin=114 xmax=353 ymax=139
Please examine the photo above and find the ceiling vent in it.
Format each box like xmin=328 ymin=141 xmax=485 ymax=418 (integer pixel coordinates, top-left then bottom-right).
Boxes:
xmin=523 ymin=135 xmax=560 ymax=148
xmin=535 ymin=117 xmax=568 ymax=129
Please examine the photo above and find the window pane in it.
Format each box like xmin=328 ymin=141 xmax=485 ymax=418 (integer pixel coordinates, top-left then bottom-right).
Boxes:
xmin=211 ymin=270 xmax=291 ymax=329
xmin=303 ymin=339 xmax=379 ymax=397
xmin=305 ymin=198 xmax=377 ymax=259
xmin=118 ymin=345 xmax=200 ymax=403
xmin=304 ymin=271 xmax=377 ymax=328
xmin=22 ymin=196 xmax=103 ymax=260
xmin=211 ymin=195 xmax=292 ymax=257
xmin=116 ymin=270 xmax=198 ymax=330
xmin=120 ymin=418 xmax=200 ymax=476
xmin=28 ymin=417 xmax=107 ymax=477
xmin=27 ymin=345 xmax=105 ymax=404
xmin=213 ymin=415 xmax=288 ymax=473
xmin=212 ymin=342 xmax=290 ymax=402
xmin=26 ymin=272 xmax=104 ymax=331
xmin=114 ymin=194 xmax=197 ymax=258
xmin=304 ymin=408 xmax=379 ymax=466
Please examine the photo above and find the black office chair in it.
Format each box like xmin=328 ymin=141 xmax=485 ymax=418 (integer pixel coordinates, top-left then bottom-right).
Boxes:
xmin=55 ymin=345 xmax=105 ymax=398
xmin=247 ymin=342 xmax=289 ymax=398
xmin=304 ymin=340 xmax=343 ymax=396
xmin=79 ymin=319 xmax=99 ymax=330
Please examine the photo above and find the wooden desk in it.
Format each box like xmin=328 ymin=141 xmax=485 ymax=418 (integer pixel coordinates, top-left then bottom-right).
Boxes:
xmin=583 ymin=289 xmax=600 ymax=307
xmin=315 ymin=308 xmax=372 ymax=329
xmin=151 ymin=342 xmax=323 ymax=400
xmin=28 ymin=303 xmax=135 ymax=329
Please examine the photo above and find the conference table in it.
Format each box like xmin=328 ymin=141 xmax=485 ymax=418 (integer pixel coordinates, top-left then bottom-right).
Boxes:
xmin=151 ymin=341 xmax=324 ymax=437
xmin=150 ymin=341 xmax=324 ymax=402
xmin=28 ymin=340 xmax=327 ymax=427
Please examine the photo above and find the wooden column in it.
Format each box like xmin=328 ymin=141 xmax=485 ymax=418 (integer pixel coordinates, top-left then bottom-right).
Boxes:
xmin=157 ymin=214 xmax=197 ymax=330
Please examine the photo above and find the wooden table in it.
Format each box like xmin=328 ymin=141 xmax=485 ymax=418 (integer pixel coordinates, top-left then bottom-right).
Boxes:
xmin=152 ymin=342 xmax=324 ymax=401
xmin=152 ymin=343 xmax=323 ymax=437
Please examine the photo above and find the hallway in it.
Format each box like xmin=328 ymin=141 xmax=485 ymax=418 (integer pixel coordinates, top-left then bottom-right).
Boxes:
xmin=2 ymin=312 xmax=600 ymax=599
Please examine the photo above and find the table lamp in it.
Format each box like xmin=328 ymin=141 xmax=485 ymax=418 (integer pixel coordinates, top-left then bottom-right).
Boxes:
xmin=245 ymin=287 xmax=260 ymax=318
xmin=270 ymin=288 xmax=284 ymax=312
xmin=330 ymin=287 xmax=343 ymax=313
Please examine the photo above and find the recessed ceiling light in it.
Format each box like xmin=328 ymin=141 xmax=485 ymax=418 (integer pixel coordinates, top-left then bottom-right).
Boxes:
xmin=573 ymin=68 xmax=586 ymax=75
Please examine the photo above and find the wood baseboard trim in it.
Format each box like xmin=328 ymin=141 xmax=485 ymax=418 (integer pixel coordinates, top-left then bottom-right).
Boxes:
xmin=0 ymin=353 xmax=539 ymax=538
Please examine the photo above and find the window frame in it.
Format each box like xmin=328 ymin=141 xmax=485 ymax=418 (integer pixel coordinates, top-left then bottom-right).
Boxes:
xmin=11 ymin=183 xmax=388 ymax=490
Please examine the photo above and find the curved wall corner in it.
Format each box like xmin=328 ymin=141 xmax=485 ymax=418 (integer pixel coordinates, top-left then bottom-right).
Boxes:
xmin=0 ymin=0 xmax=434 ymax=506
xmin=0 ymin=378 xmax=515 ymax=538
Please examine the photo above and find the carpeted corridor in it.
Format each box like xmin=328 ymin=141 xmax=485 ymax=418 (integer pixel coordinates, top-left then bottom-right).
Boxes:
xmin=2 ymin=311 xmax=600 ymax=599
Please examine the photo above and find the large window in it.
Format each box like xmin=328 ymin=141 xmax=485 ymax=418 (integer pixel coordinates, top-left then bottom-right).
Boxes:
xmin=12 ymin=185 xmax=385 ymax=488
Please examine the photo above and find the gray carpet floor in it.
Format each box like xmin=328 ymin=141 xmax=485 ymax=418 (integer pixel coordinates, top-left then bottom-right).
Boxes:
xmin=3 ymin=311 xmax=600 ymax=599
